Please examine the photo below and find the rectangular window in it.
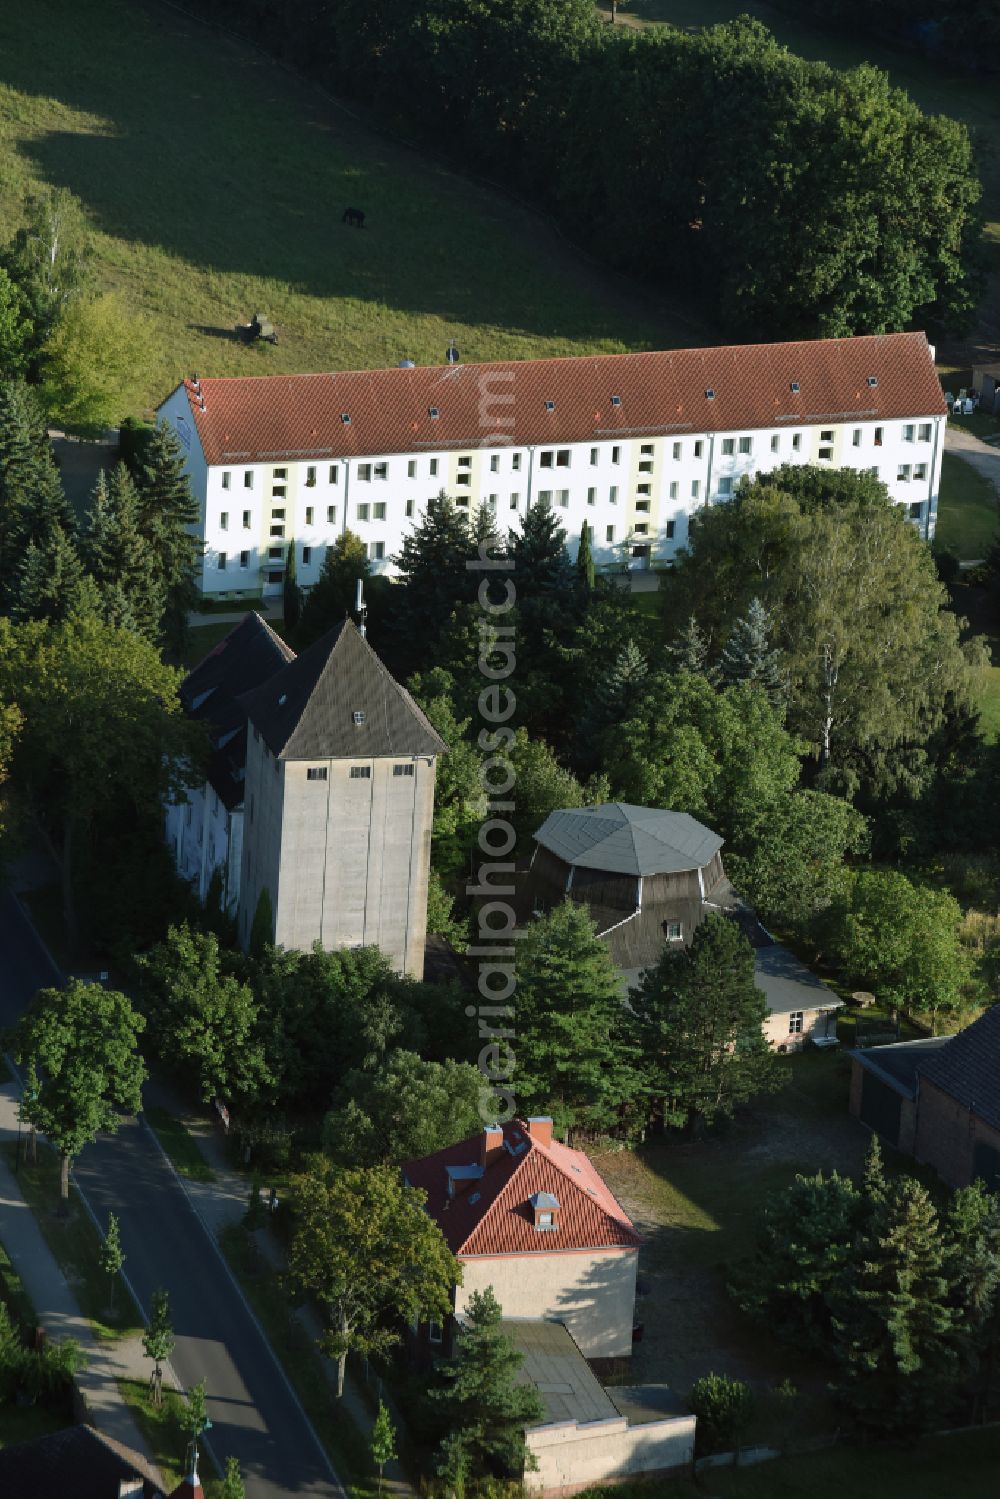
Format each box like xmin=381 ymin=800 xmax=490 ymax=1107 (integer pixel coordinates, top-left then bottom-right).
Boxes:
xmin=820 ymin=429 xmax=834 ymax=442
xmin=217 ymin=552 xmax=227 ymax=571
xmin=428 ymin=1319 xmax=443 ymax=1345
xmin=489 ymin=455 xmax=499 ymax=473
xmin=539 ymin=451 xmax=553 ymax=468
xmin=789 ymin=1011 xmax=804 ymax=1035
xmin=329 ymin=465 xmax=339 ymax=484
xmin=357 ymin=463 xmax=372 ymax=482
xmin=635 ymin=499 xmax=650 ymax=513
xmin=486 ymin=494 xmax=498 ymax=510
xmin=587 ymin=487 xmax=596 ymax=505
xmin=718 ymin=477 xmax=733 ymax=496
xmin=268 ymin=545 xmax=283 ymax=559
xmin=909 ymin=501 xmax=924 ymax=519
xmin=373 ymin=502 xmax=386 ymax=520
xmin=612 ymin=446 xmax=621 ymax=464
xmin=638 ymin=460 xmax=653 ymax=474
xmin=672 ymin=442 xmax=682 ymax=461
xmin=918 ymin=423 xmax=932 ymax=442
xmin=556 ymin=449 xmax=571 ymax=467
xmin=271 ymin=507 xmax=285 ymax=520
xmin=669 ymin=481 xmax=678 ymax=500
xmin=429 ymin=459 xmax=439 ymax=476
xmin=455 ymin=493 xmax=469 ymax=507
xmin=637 ymin=483 xmax=651 ymax=496
xmin=634 ymin=522 xmax=649 ymax=536
xmin=510 ymin=492 xmax=520 ymax=510
xmin=302 ymin=545 xmax=312 ymax=565
xmin=456 ymin=473 xmax=471 ymax=487
xmin=721 ymin=438 xmax=735 ymax=456
xmin=770 ymin=435 xmax=780 ymax=453
xmin=903 ymin=424 xmax=915 ymax=442
xmin=327 ymin=505 xmax=336 ymax=524
xmin=640 ymin=443 xmax=654 ymax=455
xmin=590 ymin=447 xmax=599 ymax=466
xmin=407 ymin=460 xmax=417 ymax=478
xmin=819 ymin=447 xmax=833 ymax=461
xmin=220 ymin=511 xmax=229 ymax=530
xmin=914 ymin=463 xmax=928 ymax=481
xmin=393 ymin=763 xmax=415 ymax=777
xmin=609 ymin=486 xmax=618 ymax=504
xmin=350 ymin=766 xmax=372 ymax=779
xmin=665 ymin=520 xmax=676 ymax=539
xmin=273 ymin=467 xmax=287 ymax=480
xmin=691 ymin=480 xmax=701 ymax=499
xmin=270 ymin=524 xmax=284 ymax=537
xmin=694 ymin=441 xmax=704 ymax=458
xmin=374 ymin=462 xmax=388 ymax=481
xmin=458 ymin=455 xmax=471 ymax=469
xmin=606 ymin=525 xmax=615 ymax=543
xmin=738 ymin=436 xmax=752 ymax=455
xmin=852 ymin=429 xmax=862 ymax=447
xmin=897 ymin=464 xmax=912 ymax=482
xmin=222 ymin=471 xmax=231 ymax=490
xmin=874 ymin=426 xmax=884 ymax=447
xmin=305 ymin=506 xmax=314 ymax=525
xmin=307 ymin=767 xmax=328 ymax=781
xmin=244 ymin=471 xmax=254 ymax=489
xmin=792 ymin=433 xmax=802 ymax=451
xmin=557 ymin=490 xmax=569 ymax=507
xmin=356 ymin=503 xmax=370 ymax=520
xmin=369 ymin=541 xmax=385 ymax=560
xmin=242 ymin=509 xmax=251 ymax=529
xmin=666 ymin=921 xmax=682 ymax=941
xmin=272 ymin=485 xmax=286 ymax=499
xmin=306 ymin=466 xmax=316 ymax=487
xmin=405 ymin=499 xmax=415 ymax=517
xmin=512 ymin=454 xmax=522 ymax=472
xmin=240 ymin=550 xmax=249 ymax=568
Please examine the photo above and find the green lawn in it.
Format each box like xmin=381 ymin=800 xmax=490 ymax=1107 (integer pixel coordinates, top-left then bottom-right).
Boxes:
xmin=145 ymin=1107 xmax=215 ymax=1184
xmin=935 ymin=453 xmax=999 ymax=560
xmin=117 ymin=1379 xmax=228 ymax=1499
xmin=0 ymin=0 xmax=697 ymax=425
xmin=4 ymin=1144 xmax=142 ymax=1341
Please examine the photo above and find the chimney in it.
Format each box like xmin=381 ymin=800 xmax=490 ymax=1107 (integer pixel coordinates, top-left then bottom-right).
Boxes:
xmin=480 ymin=1123 xmax=504 ymax=1169
xmin=526 ymin=1116 xmax=553 ymax=1149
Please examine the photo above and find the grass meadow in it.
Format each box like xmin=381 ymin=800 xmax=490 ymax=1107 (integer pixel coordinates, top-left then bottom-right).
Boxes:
xmin=0 ymin=0 xmax=703 ymax=423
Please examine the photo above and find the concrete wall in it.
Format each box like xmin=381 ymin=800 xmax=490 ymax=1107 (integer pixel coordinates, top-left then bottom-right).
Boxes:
xmin=525 ymin=1413 xmax=696 ymax=1497
xmin=165 ymin=780 xmax=239 ymax=909
xmin=762 ymin=1005 xmax=839 ymax=1052
xmin=457 ymin=1249 xmax=638 ymax=1359
xmin=238 ymin=727 xmax=285 ymax=949
xmin=161 ymin=372 xmax=946 ymax=598
xmin=914 ymin=1078 xmax=1000 ymax=1188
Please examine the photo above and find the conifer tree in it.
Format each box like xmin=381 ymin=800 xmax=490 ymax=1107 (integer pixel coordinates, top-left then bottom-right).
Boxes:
xmin=628 ymin=913 xmax=782 ymax=1130
xmin=9 ymin=524 xmax=85 ymax=624
xmin=392 ymin=492 xmax=474 ymax=671
xmin=0 ymin=380 xmax=75 ymax=605
xmin=832 ymin=1174 xmax=959 ymax=1438
xmin=283 ymin=541 xmax=302 ymax=633
xmin=718 ymin=597 xmax=786 ymax=705
xmin=576 ymin=519 xmax=595 ymax=592
xmin=83 ymin=465 xmax=164 ymax=641
xmin=516 ymin=900 xmax=637 ymax=1133
xmin=429 ymin=1287 xmax=544 ymax=1486
xmin=943 ymin=1182 xmax=1000 ymax=1420
xmin=298 ymin=530 xmax=370 ymax=646
xmin=596 ymin=638 xmax=648 ymax=719
xmin=136 ymin=420 xmax=201 ymax=652
xmin=509 ymin=497 xmax=572 ymax=601
xmin=665 ymin=614 xmax=717 ymax=680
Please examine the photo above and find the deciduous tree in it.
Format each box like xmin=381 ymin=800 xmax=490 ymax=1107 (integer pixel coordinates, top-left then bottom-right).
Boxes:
xmin=322 ymin=1050 xmax=483 ymax=1166
xmin=143 ymin=1288 xmax=175 ymax=1409
xmin=14 ymin=980 xmax=146 ymax=1203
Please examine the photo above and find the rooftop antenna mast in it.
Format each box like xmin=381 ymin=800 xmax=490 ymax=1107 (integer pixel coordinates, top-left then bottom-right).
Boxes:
xmin=355 ymin=577 xmax=367 ymax=639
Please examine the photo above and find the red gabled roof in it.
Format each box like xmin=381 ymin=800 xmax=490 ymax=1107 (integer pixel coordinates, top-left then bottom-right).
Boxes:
xmin=404 ymin=1121 xmax=640 ymax=1257
xmin=165 ymin=332 xmax=944 ymax=468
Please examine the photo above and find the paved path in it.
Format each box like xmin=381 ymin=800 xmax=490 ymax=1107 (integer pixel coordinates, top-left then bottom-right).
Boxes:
xmin=0 ymin=891 xmax=344 ymax=1499
xmin=944 ymin=422 xmax=1000 ymax=496
xmin=0 ymin=1083 xmax=156 ymax=1468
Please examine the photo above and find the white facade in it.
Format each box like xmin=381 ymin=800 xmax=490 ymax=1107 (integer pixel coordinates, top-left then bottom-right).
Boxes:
xmin=156 ymin=382 xmax=945 ymax=598
xmin=165 ymin=783 xmax=244 ymax=914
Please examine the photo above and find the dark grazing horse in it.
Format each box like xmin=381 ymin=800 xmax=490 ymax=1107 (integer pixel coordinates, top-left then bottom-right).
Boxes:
xmin=342 ymin=207 xmax=365 ymax=228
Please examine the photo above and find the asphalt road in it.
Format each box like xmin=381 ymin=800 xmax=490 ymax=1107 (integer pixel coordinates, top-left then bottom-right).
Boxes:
xmin=0 ymin=892 xmax=343 ymax=1499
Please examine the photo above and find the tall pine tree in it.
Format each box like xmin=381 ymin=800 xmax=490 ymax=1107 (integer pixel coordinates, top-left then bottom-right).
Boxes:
xmin=283 ymin=540 xmax=302 ymax=633
xmin=83 ymin=465 xmax=164 ymax=641
xmin=392 ymin=492 xmax=474 ymax=673
xmin=136 ymin=420 xmax=201 ymax=654
xmin=298 ymin=530 xmax=371 ymax=647
xmin=576 ymin=519 xmax=595 ymax=593
xmin=0 ymin=380 xmax=76 ymax=609
xmin=718 ymin=597 xmax=786 ymax=706
xmin=665 ymin=614 xmax=718 ymax=680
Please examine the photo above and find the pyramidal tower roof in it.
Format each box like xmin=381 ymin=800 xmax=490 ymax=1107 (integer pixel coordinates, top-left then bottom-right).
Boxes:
xmin=238 ymin=618 xmax=446 ymax=761
xmin=533 ymin=802 xmax=723 ymax=876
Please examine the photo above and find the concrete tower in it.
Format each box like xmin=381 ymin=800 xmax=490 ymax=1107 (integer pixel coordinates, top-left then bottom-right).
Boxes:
xmin=236 ymin=619 xmax=445 ymax=976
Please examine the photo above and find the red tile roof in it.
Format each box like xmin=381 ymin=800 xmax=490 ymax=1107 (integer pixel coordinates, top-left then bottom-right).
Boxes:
xmin=403 ymin=1121 xmax=640 ymax=1257
xmin=167 ymin=332 xmax=944 ymax=468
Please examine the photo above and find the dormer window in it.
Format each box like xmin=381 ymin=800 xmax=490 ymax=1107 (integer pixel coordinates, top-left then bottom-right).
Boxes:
xmin=429 ymin=406 xmax=440 ymax=419
xmin=544 ymin=399 xmax=555 ymax=412
xmin=341 ymin=413 xmax=351 ymax=424
xmin=610 ymin=395 xmax=622 ymax=407
xmin=790 ymin=381 xmax=801 ymax=394
xmin=705 ymin=388 xmax=716 ymax=401
xmin=529 ymin=1191 xmax=560 ymax=1232
xmin=867 ymin=376 xmax=878 ymax=388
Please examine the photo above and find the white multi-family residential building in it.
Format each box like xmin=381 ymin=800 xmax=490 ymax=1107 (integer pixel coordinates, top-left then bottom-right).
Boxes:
xmin=157 ymin=331 xmax=946 ymax=599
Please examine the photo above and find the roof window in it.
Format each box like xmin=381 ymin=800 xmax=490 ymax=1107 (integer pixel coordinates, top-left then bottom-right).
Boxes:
xmin=867 ymin=376 xmax=878 ymax=388
xmin=790 ymin=381 xmax=801 ymax=394
xmin=611 ymin=395 xmax=622 ymax=407
xmin=705 ymin=388 xmax=716 ymax=400
xmin=429 ymin=406 xmax=440 ymax=419
xmin=544 ymin=399 xmax=555 ymax=412
xmin=341 ymin=412 xmax=351 ymax=424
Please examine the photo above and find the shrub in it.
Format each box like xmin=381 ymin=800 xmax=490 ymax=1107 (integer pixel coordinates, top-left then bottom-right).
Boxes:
xmin=689 ymin=1373 xmax=755 ymax=1457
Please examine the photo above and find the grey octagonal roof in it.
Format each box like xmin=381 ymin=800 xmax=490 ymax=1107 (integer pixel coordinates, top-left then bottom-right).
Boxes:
xmin=533 ymin=803 xmax=723 ymax=877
